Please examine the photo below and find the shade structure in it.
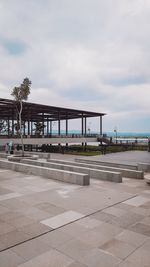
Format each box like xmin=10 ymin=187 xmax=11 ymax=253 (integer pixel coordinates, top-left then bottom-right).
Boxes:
xmin=0 ymin=98 xmax=106 ymax=122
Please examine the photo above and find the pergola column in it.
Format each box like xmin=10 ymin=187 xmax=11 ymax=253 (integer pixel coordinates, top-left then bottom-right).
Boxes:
xmin=81 ymin=115 xmax=84 ymax=136
xmin=85 ymin=117 xmax=87 ymax=136
xmin=8 ymin=117 xmax=10 ymax=136
xmin=50 ymin=121 xmax=52 ymax=136
xmin=100 ymin=116 xmax=102 ymax=136
xmin=58 ymin=112 xmax=60 ymax=136
xmin=66 ymin=113 xmax=68 ymax=136
xmin=47 ymin=117 xmax=49 ymax=136
xmin=42 ymin=114 xmax=44 ymax=135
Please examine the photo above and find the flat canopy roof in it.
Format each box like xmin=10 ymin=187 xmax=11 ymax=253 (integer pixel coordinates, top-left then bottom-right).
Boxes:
xmin=0 ymin=98 xmax=106 ymax=122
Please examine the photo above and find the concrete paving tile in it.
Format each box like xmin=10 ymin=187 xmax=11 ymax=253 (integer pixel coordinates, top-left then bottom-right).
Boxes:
xmin=104 ymin=206 xmax=127 ymax=217
xmin=140 ymin=238 xmax=150 ymax=251
xmin=127 ymin=247 xmax=150 ymax=267
xmin=67 ymin=261 xmax=88 ymax=267
xmin=131 ymin=206 xmax=150 ymax=216
xmin=35 ymin=202 xmax=66 ymax=215
xmin=140 ymin=200 xmax=150 ymax=209
xmin=117 ymin=259 xmax=138 ymax=267
xmin=17 ymin=249 xmax=74 ymax=267
xmin=0 ymin=230 xmax=30 ymax=249
xmin=128 ymin=222 xmax=150 ymax=236
xmin=80 ymin=248 xmax=121 ymax=267
xmin=140 ymin=216 xmax=150 ymax=226
xmin=0 ymin=192 xmax=23 ymax=201
xmin=90 ymin=211 xmax=116 ymax=223
xmin=110 ymin=212 xmax=143 ymax=228
xmin=0 ymin=249 xmax=25 ymax=267
xmin=75 ymin=217 xmax=103 ymax=229
xmin=41 ymin=210 xmax=84 ymax=229
xmin=12 ymin=238 xmax=52 ymax=260
xmin=58 ymin=238 xmax=94 ymax=263
xmin=27 ymin=210 xmax=51 ymax=221
xmin=60 ymin=221 xmax=89 ymax=237
xmin=115 ymin=202 xmax=134 ymax=211
xmin=0 ymin=186 xmax=12 ymax=195
xmin=100 ymin=238 xmax=136 ymax=260
xmin=115 ymin=229 xmax=148 ymax=247
xmin=142 ymin=190 xmax=150 ymax=195
xmin=9 ymin=216 xmax=36 ymax=228
xmin=38 ymin=228 xmax=73 ymax=248
xmin=0 ymin=205 xmax=9 ymax=215
xmin=123 ymin=196 xmax=150 ymax=207
xmin=0 ymin=221 xmax=16 ymax=235
xmin=76 ymin=222 xmax=122 ymax=247
xmin=0 ymin=211 xmax=22 ymax=221
xmin=19 ymin=222 xmax=52 ymax=237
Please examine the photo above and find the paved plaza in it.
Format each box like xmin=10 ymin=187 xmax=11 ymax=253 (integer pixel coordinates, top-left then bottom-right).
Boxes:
xmin=0 ymin=151 xmax=150 ymax=266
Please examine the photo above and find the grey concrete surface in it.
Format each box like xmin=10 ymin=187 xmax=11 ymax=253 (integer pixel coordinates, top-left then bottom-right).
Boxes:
xmin=0 ymin=159 xmax=89 ymax=186
xmin=22 ymin=159 xmax=122 ymax=183
xmin=49 ymin=158 xmax=143 ymax=179
xmin=0 ymin=151 xmax=150 ymax=267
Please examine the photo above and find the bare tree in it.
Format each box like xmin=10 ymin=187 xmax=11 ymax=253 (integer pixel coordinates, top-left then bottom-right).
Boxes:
xmin=11 ymin=78 xmax=32 ymax=156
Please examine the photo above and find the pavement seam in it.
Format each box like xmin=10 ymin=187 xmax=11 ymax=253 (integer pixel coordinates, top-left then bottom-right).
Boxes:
xmin=0 ymin=193 xmax=138 ymax=253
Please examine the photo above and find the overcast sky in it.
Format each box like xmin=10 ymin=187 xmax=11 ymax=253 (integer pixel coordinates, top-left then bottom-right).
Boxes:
xmin=0 ymin=0 xmax=150 ymax=133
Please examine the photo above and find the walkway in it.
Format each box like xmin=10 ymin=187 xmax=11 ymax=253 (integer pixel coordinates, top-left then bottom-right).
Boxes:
xmin=0 ymin=151 xmax=150 ymax=266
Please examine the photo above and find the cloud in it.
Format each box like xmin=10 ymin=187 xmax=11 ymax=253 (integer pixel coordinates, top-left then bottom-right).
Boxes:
xmin=0 ymin=0 xmax=150 ymax=132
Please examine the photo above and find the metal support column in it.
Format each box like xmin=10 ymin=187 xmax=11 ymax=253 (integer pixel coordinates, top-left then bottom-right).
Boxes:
xmin=81 ymin=115 xmax=84 ymax=136
xmin=100 ymin=116 xmax=102 ymax=136
xmin=85 ymin=117 xmax=87 ymax=136
xmin=50 ymin=121 xmax=52 ymax=136
xmin=58 ymin=112 xmax=60 ymax=136
xmin=66 ymin=116 xmax=68 ymax=136
xmin=47 ymin=117 xmax=49 ymax=136
xmin=8 ymin=117 xmax=10 ymax=136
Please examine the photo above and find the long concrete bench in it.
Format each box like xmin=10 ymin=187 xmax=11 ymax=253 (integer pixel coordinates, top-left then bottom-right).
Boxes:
xmin=75 ymin=158 xmax=138 ymax=170
xmin=22 ymin=159 xmax=122 ymax=183
xmin=0 ymin=159 xmax=89 ymax=186
xmin=47 ymin=159 xmax=144 ymax=179
xmin=138 ymin=163 xmax=150 ymax=172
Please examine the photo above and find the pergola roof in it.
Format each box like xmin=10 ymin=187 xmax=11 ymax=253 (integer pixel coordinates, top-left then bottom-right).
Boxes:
xmin=0 ymin=98 xmax=106 ymax=122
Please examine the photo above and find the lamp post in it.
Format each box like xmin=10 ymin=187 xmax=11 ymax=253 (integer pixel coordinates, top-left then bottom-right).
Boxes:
xmin=114 ymin=126 xmax=118 ymax=144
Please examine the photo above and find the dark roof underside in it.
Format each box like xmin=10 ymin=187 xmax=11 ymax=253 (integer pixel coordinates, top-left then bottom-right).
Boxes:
xmin=0 ymin=98 xmax=106 ymax=122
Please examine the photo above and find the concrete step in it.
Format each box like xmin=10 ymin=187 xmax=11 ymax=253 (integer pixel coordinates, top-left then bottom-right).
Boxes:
xmin=22 ymin=159 xmax=122 ymax=183
xmin=0 ymin=159 xmax=89 ymax=186
xmin=48 ymin=159 xmax=143 ymax=179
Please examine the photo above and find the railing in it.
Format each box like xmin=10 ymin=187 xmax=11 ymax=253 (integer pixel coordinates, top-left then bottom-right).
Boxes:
xmin=0 ymin=133 xmax=99 ymax=139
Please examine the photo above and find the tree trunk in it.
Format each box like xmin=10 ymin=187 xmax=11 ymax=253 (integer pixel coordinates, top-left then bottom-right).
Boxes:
xmin=19 ymin=101 xmax=24 ymax=157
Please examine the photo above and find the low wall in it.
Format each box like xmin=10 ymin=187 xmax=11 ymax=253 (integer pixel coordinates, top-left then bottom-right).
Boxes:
xmin=75 ymin=158 xmax=138 ymax=170
xmin=22 ymin=159 xmax=122 ymax=183
xmin=49 ymin=159 xmax=144 ymax=179
xmin=0 ymin=159 xmax=89 ymax=186
xmin=138 ymin=163 xmax=150 ymax=172
xmin=15 ymin=151 xmax=50 ymax=159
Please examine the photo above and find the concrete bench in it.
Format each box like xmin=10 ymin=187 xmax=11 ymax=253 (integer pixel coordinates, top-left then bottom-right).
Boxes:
xmin=22 ymin=159 xmax=122 ymax=183
xmin=0 ymin=159 xmax=89 ymax=186
xmin=75 ymin=158 xmax=138 ymax=170
xmin=138 ymin=163 xmax=150 ymax=172
xmin=48 ymin=159 xmax=143 ymax=179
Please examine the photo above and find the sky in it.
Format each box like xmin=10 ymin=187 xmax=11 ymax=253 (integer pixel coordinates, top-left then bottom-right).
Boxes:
xmin=0 ymin=0 xmax=150 ymax=133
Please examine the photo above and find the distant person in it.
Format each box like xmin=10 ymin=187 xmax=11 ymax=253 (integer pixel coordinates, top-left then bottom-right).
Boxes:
xmin=5 ymin=143 xmax=9 ymax=154
xmin=148 ymin=138 xmax=150 ymax=152
xmin=9 ymin=141 xmax=14 ymax=154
